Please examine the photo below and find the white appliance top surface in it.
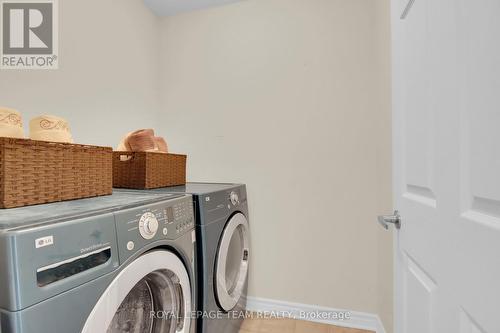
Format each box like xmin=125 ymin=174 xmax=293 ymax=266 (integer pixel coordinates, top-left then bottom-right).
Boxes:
xmin=144 ymin=0 xmax=245 ymax=16
xmin=144 ymin=182 xmax=240 ymax=195
xmin=0 ymin=192 xmax=185 ymax=231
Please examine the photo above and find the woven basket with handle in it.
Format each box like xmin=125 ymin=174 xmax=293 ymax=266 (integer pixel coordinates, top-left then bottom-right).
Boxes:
xmin=0 ymin=137 xmax=112 ymax=209
xmin=112 ymin=151 xmax=187 ymax=189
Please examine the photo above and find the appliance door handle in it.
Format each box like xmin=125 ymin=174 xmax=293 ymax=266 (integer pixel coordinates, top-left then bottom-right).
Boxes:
xmin=378 ymin=210 xmax=402 ymax=230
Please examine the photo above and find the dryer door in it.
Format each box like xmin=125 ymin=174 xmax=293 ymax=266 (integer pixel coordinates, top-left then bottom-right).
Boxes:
xmin=81 ymin=250 xmax=192 ymax=333
xmin=215 ymin=213 xmax=250 ymax=312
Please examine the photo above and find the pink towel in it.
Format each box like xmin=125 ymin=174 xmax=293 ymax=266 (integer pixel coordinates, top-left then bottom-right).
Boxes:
xmin=117 ymin=129 xmax=169 ymax=153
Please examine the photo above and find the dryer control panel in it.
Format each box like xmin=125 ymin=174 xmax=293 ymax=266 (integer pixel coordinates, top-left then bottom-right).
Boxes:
xmin=114 ymin=195 xmax=195 ymax=263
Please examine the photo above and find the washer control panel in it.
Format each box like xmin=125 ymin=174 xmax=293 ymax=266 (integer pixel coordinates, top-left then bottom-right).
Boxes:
xmin=114 ymin=195 xmax=195 ymax=262
xmin=172 ymin=198 xmax=195 ymax=234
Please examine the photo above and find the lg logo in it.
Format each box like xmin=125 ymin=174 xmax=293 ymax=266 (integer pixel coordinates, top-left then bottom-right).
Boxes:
xmin=1 ymin=0 xmax=58 ymax=69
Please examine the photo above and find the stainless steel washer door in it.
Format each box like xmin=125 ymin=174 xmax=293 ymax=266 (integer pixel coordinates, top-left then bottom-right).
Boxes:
xmin=82 ymin=251 xmax=192 ymax=333
xmin=215 ymin=213 xmax=250 ymax=312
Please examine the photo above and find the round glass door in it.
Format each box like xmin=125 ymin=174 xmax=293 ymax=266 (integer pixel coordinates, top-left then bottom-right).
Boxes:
xmin=215 ymin=213 xmax=250 ymax=312
xmin=82 ymin=251 xmax=191 ymax=333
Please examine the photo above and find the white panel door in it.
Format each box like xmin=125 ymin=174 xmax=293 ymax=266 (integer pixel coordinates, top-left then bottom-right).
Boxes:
xmin=392 ymin=0 xmax=500 ymax=332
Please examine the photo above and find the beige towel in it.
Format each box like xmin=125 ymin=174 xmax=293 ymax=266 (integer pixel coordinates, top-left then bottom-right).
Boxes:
xmin=117 ymin=129 xmax=169 ymax=153
xmin=154 ymin=137 xmax=168 ymax=153
xmin=0 ymin=107 xmax=24 ymax=139
xmin=117 ymin=132 xmax=133 ymax=151
xmin=127 ymin=129 xmax=156 ymax=151
xmin=30 ymin=115 xmax=74 ymax=143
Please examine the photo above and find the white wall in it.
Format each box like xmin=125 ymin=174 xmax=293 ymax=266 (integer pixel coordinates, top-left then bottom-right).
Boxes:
xmin=158 ymin=0 xmax=392 ymax=330
xmin=0 ymin=0 xmax=162 ymax=147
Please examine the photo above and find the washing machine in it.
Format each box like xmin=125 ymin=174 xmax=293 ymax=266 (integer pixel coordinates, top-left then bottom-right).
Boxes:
xmin=0 ymin=191 xmax=197 ymax=333
xmin=118 ymin=183 xmax=250 ymax=333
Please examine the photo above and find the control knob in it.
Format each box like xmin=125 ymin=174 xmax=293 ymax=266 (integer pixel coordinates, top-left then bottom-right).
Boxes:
xmin=230 ymin=191 xmax=239 ymax=206
xmin=139 ymin=212 xmax=159 ymax=239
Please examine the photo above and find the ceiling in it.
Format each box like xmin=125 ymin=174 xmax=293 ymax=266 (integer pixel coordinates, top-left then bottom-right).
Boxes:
xmin=144 ymin=0 xmax=245 ymax=16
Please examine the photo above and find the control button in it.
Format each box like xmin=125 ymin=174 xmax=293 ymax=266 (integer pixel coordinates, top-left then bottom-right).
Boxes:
xmin=230 ymin=191 xmax=239 ymax=206
xmin=139 ymin=212 xmax=159 ymax=239
xmin=163 ymin=227 xmax=168 ymax=236
xmin=127 ymin=241 xmax=135 ymax=251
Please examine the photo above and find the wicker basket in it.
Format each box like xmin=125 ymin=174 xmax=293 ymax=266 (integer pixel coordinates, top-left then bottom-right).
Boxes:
xmin=0 ymin=137 xmax=112 ymax=208
xmin=113 ymin=151 xmax=187 ymax=189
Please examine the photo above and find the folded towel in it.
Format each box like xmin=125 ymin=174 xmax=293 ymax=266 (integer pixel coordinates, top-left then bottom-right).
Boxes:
xmin=154 ymin=137 xmax=168 ymax=153
xmin=30 ymin=115 xmax=73 ymax=143
xmin=0 ymin=107 xmax=24 ymax=139
xmin=127 ymin=129 xmax=156 ymax=151
xmin=117 ymin=132 xmax=133 ymax=151
xmin=117 ymin=129 xmax=169 ymax=153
